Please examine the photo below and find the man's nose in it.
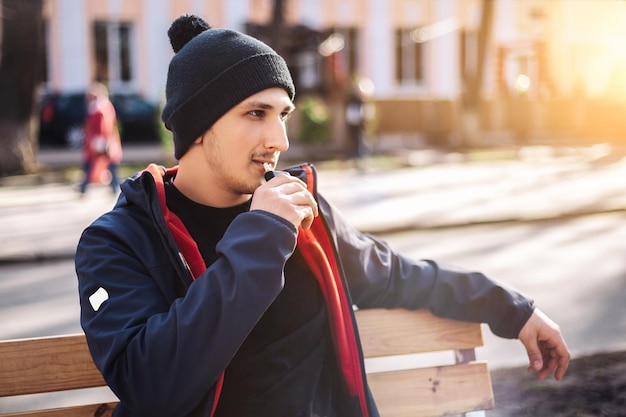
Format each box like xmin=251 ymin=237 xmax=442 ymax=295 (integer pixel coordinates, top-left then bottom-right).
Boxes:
xmin=265 ymin=120 xmax=290 ymax=152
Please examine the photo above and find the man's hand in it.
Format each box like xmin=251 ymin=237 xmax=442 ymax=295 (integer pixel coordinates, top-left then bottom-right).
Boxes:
xmin=251 ymin=173 xmax=319 ymax=230
xmin=518 ymin=308 xmax=570 ymax=381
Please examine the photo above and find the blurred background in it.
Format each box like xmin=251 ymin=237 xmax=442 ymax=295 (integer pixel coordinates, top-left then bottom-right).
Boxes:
xmin=2 ymin=0 xmax=626 ymax=173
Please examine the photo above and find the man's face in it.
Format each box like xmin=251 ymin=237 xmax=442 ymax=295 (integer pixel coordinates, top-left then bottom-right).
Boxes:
xmin=197 ymin=87 xmax=295 ymax=199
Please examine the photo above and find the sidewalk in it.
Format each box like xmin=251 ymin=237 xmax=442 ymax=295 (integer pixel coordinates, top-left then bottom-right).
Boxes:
xmin=319 ymin=146 xmax=626 ymax=233
xmin=0 ymin=144 xmax=625 ymax=262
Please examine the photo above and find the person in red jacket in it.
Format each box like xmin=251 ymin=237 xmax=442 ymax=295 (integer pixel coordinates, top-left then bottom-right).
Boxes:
xmin=79 ymin=82 xmax=123 ymax=196
xmin=75 ymin=15 xmax=570 ymax=417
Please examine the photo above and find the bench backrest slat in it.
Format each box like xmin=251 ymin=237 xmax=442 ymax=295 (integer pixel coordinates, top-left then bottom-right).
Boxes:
xmin=355 ymin=308 xmax=484 ymax=357
xmin=367 ymin=362 xmax=494 ymax=416
xmin=0 ymin=334 xmax=105 ymax=397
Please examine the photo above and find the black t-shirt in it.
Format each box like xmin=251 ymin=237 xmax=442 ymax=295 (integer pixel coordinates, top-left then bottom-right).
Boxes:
xmin=165 ymin=181 xmax=357 ymax=417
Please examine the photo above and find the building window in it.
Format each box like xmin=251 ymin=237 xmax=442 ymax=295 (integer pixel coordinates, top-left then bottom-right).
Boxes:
xmin=330 ymin=27 xmax=359 ymax=78
xmin=93 ymin=21 xmax=134 ymax=88
xmin=395 ymin=28 xmax=424 ymax=85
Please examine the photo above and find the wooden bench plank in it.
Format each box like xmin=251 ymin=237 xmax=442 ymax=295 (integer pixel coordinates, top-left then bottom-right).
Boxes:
xmin=0 ymin=335 xmax=106 ymax=397
xmin=367 ymin=363 xmax=494 ymax=417
xmin=0 ymin=402 xmax=117 ymax=417
xmin=355 ymin=308 xmax=484 ymax=357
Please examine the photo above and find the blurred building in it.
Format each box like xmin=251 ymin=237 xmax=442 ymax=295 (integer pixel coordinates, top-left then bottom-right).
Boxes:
xmin=41 ymin=0 xmax=626 ymax=148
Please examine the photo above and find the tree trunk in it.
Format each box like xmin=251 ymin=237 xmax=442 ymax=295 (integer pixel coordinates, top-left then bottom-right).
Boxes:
xmin=269 ymin=0 xmax=287 ymax=58
xmin=0 ymin=0 xmax=44 ymax=176
xmin=459 ymin=0 xmax=494 ymax=148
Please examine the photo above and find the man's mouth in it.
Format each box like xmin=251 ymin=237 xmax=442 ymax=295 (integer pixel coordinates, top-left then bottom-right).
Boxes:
xmin=254 ymin=159 xmax=274 ymax=170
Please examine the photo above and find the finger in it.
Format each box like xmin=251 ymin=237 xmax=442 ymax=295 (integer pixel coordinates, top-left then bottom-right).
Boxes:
xmin=285 ymin=189 xmax=318 ymax=218
xmin=536 ymin=345 xmax=558 ymax=380
xmin=276 ymin=181 xmax=314 ymax=201
xmin=554 ymin=357 xmax=569 ymax=381
xmin=298 ymin=194 xmax=319 ymax=218
xmin=520 ymin=335 xmax=544 ymax=375
xmin=300 ymin=206 xmax=315 ymax=230
xmin=553 ymin=343 xmax=571 ymax=381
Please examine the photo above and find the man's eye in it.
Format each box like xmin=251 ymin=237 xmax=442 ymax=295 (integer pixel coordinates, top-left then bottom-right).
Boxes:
xmin=249 ymin=110 xmax=264 ymax=118
xmin=281 ymin=112 xmax=293 ymax=122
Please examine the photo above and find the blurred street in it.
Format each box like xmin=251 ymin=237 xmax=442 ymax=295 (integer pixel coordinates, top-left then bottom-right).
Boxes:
xmin=2 ymin=143 xmax=625 ymax=260
xmin=1 ymin=143 xmax=626 ymax=371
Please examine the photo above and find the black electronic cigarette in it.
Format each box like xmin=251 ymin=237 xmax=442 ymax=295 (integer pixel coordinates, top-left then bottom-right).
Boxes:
xmin=263 ymin=162 xmax=276 ymax=181
xmin=263 ymin=163 xmax=288 ymax=181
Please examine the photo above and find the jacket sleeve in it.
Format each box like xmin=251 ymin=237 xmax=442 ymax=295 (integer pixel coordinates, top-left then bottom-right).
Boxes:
xmin=317 ymin=194 xmax=534 ymax=339
xmin=76 ymin=209 xmax=297 ymax=416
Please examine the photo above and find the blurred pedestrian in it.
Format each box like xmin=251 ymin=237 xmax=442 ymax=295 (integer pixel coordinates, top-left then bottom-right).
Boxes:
xmin=75 ymin=15 xmax=570 ymax=417
xmin=79 ymin=82 xmax=122 ymax=196
xmin=345 ymin=87 xmax=366 ymax=170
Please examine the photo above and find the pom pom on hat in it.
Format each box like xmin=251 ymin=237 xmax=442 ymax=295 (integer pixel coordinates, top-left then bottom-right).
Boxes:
xmin=167 ymin=14 xmax=211 ymax=53
xmin=161 ymin=15 xmax=296 ymax=160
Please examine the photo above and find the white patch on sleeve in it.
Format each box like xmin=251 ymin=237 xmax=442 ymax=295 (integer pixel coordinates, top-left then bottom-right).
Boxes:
xmin=89 ymin=287 xmax=109 ymax=312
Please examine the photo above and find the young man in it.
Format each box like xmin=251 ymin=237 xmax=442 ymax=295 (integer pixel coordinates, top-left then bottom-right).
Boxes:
xmin=76 ymin=15 xmax=569 ymax=417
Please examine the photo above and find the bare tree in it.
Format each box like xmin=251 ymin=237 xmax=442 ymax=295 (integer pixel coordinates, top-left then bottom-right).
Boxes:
xmin=459 ymin=0 xmax=494 ymax=148
xmin=0 ymin=0 xmax=44 ymax=176
xmin=268 ymin=0 xmax=287 ymax=58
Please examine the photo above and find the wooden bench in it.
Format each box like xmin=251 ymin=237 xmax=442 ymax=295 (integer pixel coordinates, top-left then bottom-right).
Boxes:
xmin=0 ymin=309 xmax=493 ymax=417
xmin=356 ymin=309 xmax=494 ymax=417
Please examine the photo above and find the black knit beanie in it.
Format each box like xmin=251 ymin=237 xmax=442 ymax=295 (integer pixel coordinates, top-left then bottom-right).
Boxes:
xmin=161 ymin=15 xmax=296 ymax=159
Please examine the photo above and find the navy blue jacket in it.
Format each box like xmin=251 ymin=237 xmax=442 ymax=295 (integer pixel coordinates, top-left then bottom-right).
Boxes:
xmin=76 ymin=163 xmax=534 ymax=417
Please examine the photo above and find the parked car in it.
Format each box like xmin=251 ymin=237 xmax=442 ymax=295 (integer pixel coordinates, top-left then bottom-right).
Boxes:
xmin=38 ymin=90 xmax=161 ymax=148
xmin=111 ymin=93 xmax=161 ymax=144
xmin=38 ymin=91 xmax=86 ymax=149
